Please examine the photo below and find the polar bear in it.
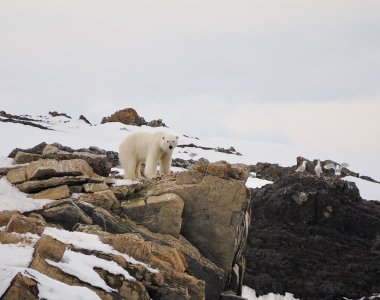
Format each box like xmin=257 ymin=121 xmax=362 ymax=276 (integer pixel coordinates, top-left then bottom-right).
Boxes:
xmin=119 ymin=131 xmax=179 ymax=179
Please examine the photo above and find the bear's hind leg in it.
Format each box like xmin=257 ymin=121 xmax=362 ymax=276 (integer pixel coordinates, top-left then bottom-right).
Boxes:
xmin=135 ymin=161 xmax=142 ymax=179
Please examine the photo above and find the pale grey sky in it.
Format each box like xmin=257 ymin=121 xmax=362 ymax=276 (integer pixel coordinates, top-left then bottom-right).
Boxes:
xmin=1 ymin=0 xmax=379 ymax=151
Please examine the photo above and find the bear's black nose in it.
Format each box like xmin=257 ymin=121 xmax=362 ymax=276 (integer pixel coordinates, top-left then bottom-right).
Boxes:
xmin=169 ymin=146 xmax=173 ymax=149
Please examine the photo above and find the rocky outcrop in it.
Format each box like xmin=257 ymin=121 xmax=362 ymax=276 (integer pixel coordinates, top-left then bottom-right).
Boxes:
xmin=244 ymin=174 xmax=380 ymax=300
xmin=9 ymin=143 xmax=112 ymax=176
xmin=2 ymin=143 xmax=252 ymax=299
xmin=101 ymin=108 xmax=166 ymax=127
xmin=128 ymin=160 xmax=251 ymax=296
xmin=122 ymin=193 xmax=184 ymax=238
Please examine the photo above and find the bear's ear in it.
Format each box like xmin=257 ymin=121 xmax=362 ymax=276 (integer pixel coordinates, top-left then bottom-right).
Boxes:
xmin=176 ymin=136 xmax=179 ymax=139
xmin=162 ymin=136 xmax=165 ymax=140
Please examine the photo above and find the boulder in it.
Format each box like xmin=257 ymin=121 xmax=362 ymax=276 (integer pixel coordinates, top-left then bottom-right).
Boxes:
xmin=8 ymin=142 xmax=47 ymax=158
xmin=42 ymin=200 xmax=92 ymax=230
xmin=82 ymin=182 xmax=109 ymax=193
xmin=13 ymin=152 xmax=42 ymax=164
xmin=25 ymin=159 xmax=101 ymax=181
xmin=0 ymin=210 xmax=22 ymax=226
xmin=122 ymin=193 xmax=184 ymax=238
xmin=6 ymin=167 xmax=26 ymax=184
xmin=78 ymin=189 xmax=120 ymax=210
xmin=17 ymin=176 xmax=103 ymax=193
xmin=244 ymin=174 xmax=380 ymax=300
xmin=101 ymin=108 xmax=146 ymax=126
xmin=0 ymin=273 xmax=39 ymax=300
xmin=5 ymin=214 xmax=46 ymax=236
xmin=31 ymin=185 xmax=71 ymax=200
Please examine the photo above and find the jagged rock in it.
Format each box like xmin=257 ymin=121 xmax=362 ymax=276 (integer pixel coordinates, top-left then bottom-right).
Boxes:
xmin=5 ymin=214 xmax=46 ymax=235
xmin=0 ymin=210 xmax=22 ymax=226
xmin=6 ymin=167 xmax=26 ymax=184
xmin=17 ymin=176 xmax=103 ymax=193
xmin=82 ymin=182 xmax=109 ymax=193
xmin=31 ymin=185 xmax=71 ymax=200
xmin=148 ymin=168 xmax=250 ymax=284
xmin=122 ymin=193 xmax=184 ymax=238
xmin=111 ymin=183 xmax=144 ymax=200
xmin=254 ymin=162 xmax=293 ymax=181
xmin=79 ymin=114 xmax=91 ymax=124
xmin=49 ymin=111 xmax=71 ymax=118
xmin=8 ymin=142 xmax=47 ymax=158
xmin=42 ymin=200 xmax=92 ymax=230
xmin=25 ymin=159 xmax=101 ymax=181
xmin=77 ymin=189 xmax=120 ymax=210
xmin=13 ymin=151 xmax=42 ymax=164
xmin=244 ymin=174 xmax=380 ymax=300
xmin=1 ymin=272 xmax=39 ymax=300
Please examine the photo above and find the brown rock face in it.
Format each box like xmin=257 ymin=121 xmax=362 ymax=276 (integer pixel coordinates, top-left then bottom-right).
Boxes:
xmin=31 ymin=185 xmax=71 ymax=200
xmin=101 ymin=108 xmax=145 ymax=126
xmin=1 ymin=273 xmax=39 ymax=300
xmin=25 ymin=159 xmax=101 ymax=181
xmin=0 ymin=210 xmax=22 ymax=227
xmin=6 ymin=167 xmax=26 ymax=184
xmin=78 ymin=189 xmax=120 ymax=210
xmin=5 ymin=215 xmax=46 ymax=236
xmin=122 ymin=193 xmax=184 ymax=238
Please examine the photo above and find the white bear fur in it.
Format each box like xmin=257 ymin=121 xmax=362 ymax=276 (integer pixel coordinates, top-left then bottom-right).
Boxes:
xmin=119 ymin=131 xmax=179 ymax=179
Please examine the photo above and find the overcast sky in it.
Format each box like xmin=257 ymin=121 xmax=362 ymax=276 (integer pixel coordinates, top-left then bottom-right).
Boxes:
xmin=1 ymin=0 xmax=379 ymax=152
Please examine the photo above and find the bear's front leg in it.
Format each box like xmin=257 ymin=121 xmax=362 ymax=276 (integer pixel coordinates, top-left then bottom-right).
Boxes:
xmin=145 ymin=155 xmax=159 ymax=179
xmin=159 ymin=153 xmax=171 ymax=176
xmin=124 ymin=157 xmax=138 ymax=180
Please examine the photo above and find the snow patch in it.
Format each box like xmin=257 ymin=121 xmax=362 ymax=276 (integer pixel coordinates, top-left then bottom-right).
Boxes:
xmin=246 ymin=177 xmax=273 ymax=189
xmin=342 ymin=176 xmax=380 ymax=201
xmin=44 ymin=227 xmax=158 ymax=273
xmin=0 ymin=266 xmax=101 ymax=300
xmin=242 ymin=286 xmax=299 ymax=300
xmin=0 ymin=177 xmax=53 ymax=213
xmin=46 ymin=250 xmax=134 ymax=292
xmin=0 ymin=244 xmax=35 ymax=268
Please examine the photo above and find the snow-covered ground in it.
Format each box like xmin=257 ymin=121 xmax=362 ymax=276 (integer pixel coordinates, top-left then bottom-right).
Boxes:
xmin=0 ymin=113 xmax=379 ymax=299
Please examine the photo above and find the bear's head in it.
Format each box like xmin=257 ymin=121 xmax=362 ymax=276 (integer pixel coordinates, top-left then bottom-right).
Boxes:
xmin=161 ymin=134 xmax=179 ymax=152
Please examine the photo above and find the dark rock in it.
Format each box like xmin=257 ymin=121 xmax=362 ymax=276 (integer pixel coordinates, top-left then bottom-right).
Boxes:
xmin=42 ymin=200 xmax=92 ymax=230
xmin=244 ymin=174 xmax=380 ymax=300
xmin=296 ymin=156 xmax=360 ymax=178
xmin=8 ymin=142 xmax=47 ymax=158
xmin=254 ymin=162 xmax=293 ymax=182
xmin=0 ymin=112 xmax=52 ymax=131
xmin=49 ymin=111 xmax=72 ymax=118
xmin=79 ymin=115 xmax=91 ymax=124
